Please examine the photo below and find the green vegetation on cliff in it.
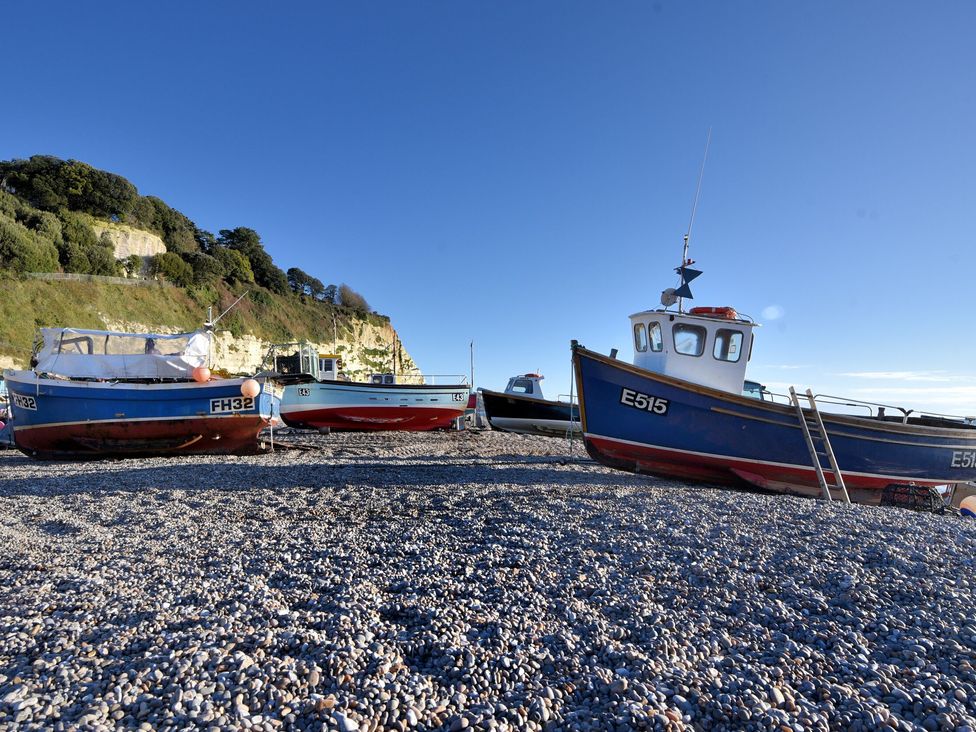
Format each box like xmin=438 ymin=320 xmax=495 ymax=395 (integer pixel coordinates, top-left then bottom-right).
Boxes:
xmin=0 ymin=155 xmax=386 ymax=365
xmin=0 ymin=276 xmax=388 ymax=367
xmin=0 ymin=155 xmax=371 ymax=310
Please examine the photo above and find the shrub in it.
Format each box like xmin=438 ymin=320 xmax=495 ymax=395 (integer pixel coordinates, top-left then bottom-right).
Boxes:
xmin=57 ymin=241 xmax=92 ymax=273
xmin=0 ymin=215 xmax=60 ymax=272
xmin=85 ymin=242 xmax=120 ymax=276
xmin=59 ymin=210 xmax=99 ymax=249
xmin=149 ymin=251 xmax=193 ymax=287
xmin=180 ymin=251 xmax=224 ymax=286
xmin=120 ymin=254 xmax=144 ymax=277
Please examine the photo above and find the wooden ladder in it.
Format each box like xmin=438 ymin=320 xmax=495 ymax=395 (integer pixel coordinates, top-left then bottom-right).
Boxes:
xmin=789 ymin=387 xmax=851 ymax=504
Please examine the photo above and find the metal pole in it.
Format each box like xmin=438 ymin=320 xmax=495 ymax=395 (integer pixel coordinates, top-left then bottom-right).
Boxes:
xmin=568 ymin=349 xmax=575 ymax=458
xmin=678 ymin=129 xmax=711 ymax=315
xmin=469 ymin=341 xmax=474 ymax=387
xmin=268 ymin=383 xmax=275 ymax=453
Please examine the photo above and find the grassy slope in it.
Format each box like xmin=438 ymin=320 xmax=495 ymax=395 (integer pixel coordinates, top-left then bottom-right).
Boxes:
xmin=0 ymin=276 xmax=389 ymax=365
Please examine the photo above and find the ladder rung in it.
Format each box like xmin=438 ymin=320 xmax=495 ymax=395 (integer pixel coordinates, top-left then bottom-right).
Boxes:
xmin=789 ymin=385 xmax=851 ymax=504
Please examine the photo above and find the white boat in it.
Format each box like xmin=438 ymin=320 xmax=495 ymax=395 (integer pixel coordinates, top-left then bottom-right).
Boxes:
xmin=267 ymin=342 xmax=469 ymax=432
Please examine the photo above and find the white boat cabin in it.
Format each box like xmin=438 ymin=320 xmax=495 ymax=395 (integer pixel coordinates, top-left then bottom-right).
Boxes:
xmin=629 ymin=307 xmax=757 ymax=394
xmin=503 ymin=373 xmax=546 ymax=400
xmin=317 ymin=355 xmax=340 ymax=381
xmin=270 ymin=342 xmax=342 ymax=381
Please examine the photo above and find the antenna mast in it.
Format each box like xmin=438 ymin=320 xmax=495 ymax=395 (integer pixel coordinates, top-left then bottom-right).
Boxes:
xmin=679 ymin=128 xmax=711 ymax=313
xmin=208 ymin=290 xmax=249 ymax=329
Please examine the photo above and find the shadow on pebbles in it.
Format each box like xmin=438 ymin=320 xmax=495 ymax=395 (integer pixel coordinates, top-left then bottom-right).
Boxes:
xmin=0 ymin=430 xmax=974 ymax=731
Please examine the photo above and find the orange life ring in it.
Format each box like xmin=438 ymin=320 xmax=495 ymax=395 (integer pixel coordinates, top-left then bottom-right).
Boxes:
xmin=689 ymin=306 xmax=739 ymax=320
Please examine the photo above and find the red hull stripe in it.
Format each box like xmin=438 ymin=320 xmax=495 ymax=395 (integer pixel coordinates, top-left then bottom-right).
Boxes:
xmin=585 ymin=433 xmax=950 ymax=492
xmin=282 ymin=405 xmax=464 ymax=431
xmin=15 ymin=416 xmax=268 ymax=457
xmin=13 ymin=413 xmax=260 ymax=432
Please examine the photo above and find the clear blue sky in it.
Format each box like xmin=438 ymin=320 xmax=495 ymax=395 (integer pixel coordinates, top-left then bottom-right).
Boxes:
xmin=3 ymin=1 xmax=975 ymax=414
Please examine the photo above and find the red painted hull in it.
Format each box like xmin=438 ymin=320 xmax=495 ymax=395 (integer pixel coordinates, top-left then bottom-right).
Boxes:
xmin=281 ymin=405 xmax=464 ymax=432
xmin=586 ymin=435 xmax=946 ymax=505
xmin=14 ymin=415 xmax=270 ymax=459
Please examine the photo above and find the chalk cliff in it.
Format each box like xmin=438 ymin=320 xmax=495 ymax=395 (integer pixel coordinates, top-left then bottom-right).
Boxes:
xmin=91 ymin=222 xmax=167 ymax=266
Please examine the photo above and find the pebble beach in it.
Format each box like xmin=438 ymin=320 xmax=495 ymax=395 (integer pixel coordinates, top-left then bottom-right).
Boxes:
xmin=1 ymin=430 xmax=975 ymax=732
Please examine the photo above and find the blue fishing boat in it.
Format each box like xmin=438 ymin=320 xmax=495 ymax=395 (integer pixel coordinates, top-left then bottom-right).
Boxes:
xmin=573 ymin=252 xmax=976 ymax=504
xmin=3 ymin=328 xmax=275 ymax=459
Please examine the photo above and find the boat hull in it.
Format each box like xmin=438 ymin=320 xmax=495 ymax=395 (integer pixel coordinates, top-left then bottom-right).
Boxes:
xmin=280 ymin=381 xmax=468 ymax=431
xmin=481 ymin=389 xmax=581 ymax=437
xmin=573 ymin=346 xmax=976 ymax=504
xmin=3 ymin=372 xmax=273 ymax=459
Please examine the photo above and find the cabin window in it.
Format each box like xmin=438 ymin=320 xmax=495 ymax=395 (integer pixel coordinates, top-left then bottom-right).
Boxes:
xmin=742 ymin=380 xmax=767 ymax=400
xmin=648 ymin=322 xmax=663 ymax=352
xmin=511 ymin=379 xmax=534 ymax=394
xmin=713 ymin=329 xmax=744 ymax=363
xmin=634 ymin=323 xmax=648 ymax=352
xmin=673 ymin=324 xmax=706 ymax=357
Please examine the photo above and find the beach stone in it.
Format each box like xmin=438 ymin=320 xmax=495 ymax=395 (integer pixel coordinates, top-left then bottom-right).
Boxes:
xmin=333 ymin=711 xmax=359 ymax=732
xmin=0 ymin=431 xmax=974 ymax=732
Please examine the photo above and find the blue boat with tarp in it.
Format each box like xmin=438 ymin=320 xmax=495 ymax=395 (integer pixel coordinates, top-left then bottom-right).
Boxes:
xmin=3 ymin=327 xmax=274 ymax=459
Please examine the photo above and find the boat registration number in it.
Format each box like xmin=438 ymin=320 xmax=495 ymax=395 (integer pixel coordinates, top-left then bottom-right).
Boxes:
xmin=12 ymin=393 xmax=37 ymax=411
xmin=209 ymin=396 xmax=255 ymax=413
xmin=951 ymin=450 xmax=976 ymax=469
xmin=619 ymin=387 xmax=670 ymax=416
xmin=452 ymin=392 xmax=465 ymax=402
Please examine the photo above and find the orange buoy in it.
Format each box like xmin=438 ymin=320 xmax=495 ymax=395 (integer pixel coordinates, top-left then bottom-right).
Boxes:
xmin=241 ymin=379 xmax=261 ymax=399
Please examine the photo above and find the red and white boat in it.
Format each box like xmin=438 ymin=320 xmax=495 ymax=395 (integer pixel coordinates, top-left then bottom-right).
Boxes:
xmin=269 ymin=343 xmax=469 ymax=432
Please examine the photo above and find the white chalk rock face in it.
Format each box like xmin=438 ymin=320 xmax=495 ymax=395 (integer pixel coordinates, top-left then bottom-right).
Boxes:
xmin=91 ymin=222 xmax=167 ymax=259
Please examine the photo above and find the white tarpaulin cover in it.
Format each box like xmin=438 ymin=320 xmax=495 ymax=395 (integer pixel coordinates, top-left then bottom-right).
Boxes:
xmin=34 ymin=328 xmax=211 ymax=380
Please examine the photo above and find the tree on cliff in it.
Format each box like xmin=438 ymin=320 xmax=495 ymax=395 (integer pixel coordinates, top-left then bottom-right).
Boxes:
xmin=217 ymin=227 xmax=289 ymax=294
xmin=319 ymin=284 xmax=338 ymax=304
xmin=181 ymin=251 xmax=224 ymax=286
xmin=211 ymin=246 xmax=254 ymax=284
xmin=287 ymin=267 xmax=326 ymax=299
xmin=0 ymin=156 xmax=137 ymax=219
xmin=338 ymin=283 xmax=370 ymax=312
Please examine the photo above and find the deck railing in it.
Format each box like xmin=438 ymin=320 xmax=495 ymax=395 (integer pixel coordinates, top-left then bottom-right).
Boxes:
xmin=763 ymin=389 xmax=975 ymax=424
xmin=384 ymin=373 xmax=468 ymax=386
